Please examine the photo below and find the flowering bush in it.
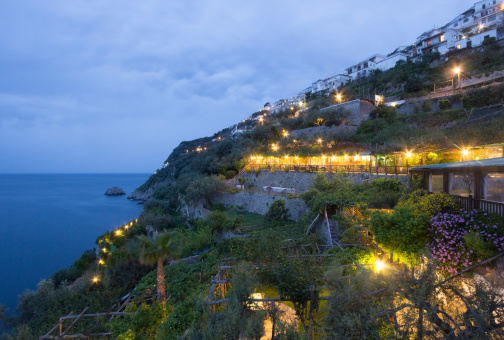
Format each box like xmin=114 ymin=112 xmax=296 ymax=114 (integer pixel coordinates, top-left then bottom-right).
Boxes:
xmin=429 ymin=210 xmax=504 ymax=275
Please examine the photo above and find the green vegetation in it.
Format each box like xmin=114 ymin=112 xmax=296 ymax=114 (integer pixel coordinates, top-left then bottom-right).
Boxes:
xmin=264 ymin=199 xmax=290 ymax=222
xmin=301 ymin=172 xmax=406 ymax=211
xmin=370 ymin=207 xmax=430 ymax=265
xmin=5 ymin=35 xmax=504 ymax=340
xmin=137 ymin=232 xmax=182 ymax=303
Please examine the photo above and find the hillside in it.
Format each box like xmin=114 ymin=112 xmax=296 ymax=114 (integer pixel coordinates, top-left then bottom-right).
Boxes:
xmin=4 ymin=33 xmax=504 ymax=340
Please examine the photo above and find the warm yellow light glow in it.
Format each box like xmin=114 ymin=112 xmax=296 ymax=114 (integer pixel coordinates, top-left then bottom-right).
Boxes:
xmin=290 ymin=107 xmax=294 ymax=110
xmin=102 ymin=247 xmax=107 ymax=253
xmin=317 ymin=138 xmax=322 ymax=144
xmin=336 ymin=94 xmax=342 ymax=102
xmin=272 ymin=144 xmax=278 ymax=151
xmin=375 ymin=260 xmax=384 ymax=272
xmin=115 ymin=230 xmax=122 ymax=236
xmin=405 ymin=152 xmax=412 ymax=158
xmin=284 ymin=155 xmax=289 ymax=159
xmin=454 ymin=67 xmax=461 ymax=74
xmin=283 ymin=131 xmax=289 ymax=137
xmin=462 ymin=149 xmax=470 ymax=156
xmin=98 ymin=259 xmax=105 ymax=265
xmin=92 ymin=276 xmax=100 ymax=283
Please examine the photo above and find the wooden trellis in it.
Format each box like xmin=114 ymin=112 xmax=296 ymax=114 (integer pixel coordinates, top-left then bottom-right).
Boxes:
xmin=40 ymin=291 xmax=156 ymax=339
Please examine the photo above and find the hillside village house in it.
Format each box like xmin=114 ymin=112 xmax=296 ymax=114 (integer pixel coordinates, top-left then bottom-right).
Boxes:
xmin=345 ymin=53 xmax=408 ymax=80
xmin=301 ymin=75 xmax=352 ymax=95
xmin=412 ymin=0 xmax=504 ymax=60
xmin=259 ymin=0 xmax=504 ymax=131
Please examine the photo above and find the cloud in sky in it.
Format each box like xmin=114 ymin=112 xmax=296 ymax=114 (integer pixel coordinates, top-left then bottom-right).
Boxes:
xmin=0 ymin=0 xmax=475 ymax=173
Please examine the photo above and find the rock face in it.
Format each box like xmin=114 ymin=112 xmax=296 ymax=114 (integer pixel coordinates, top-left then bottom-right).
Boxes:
xmin=105 ymin=187 xmax=126 ymax=196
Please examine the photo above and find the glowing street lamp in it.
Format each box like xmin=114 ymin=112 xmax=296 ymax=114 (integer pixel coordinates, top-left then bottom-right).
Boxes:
xmin=336 ymin=94 xmax=342 ymax=103
xmin=454 ymin=67 xmax=461 ymax=87
xmin=272 ymin=144 xmax=278 ymax=151
xmin=462 ymin=148 xmax=470 ymax=160
xmin=259 ymin=117 xmax=264 ymax=124
xmin=115 ymin=230 xmax=122 ymax=236
xmin=375 ymin=260 xmax=385 ymax=272
xmin=92 ymin=276 xmax=100 ymax=283
xmin=98 ymin=259 xmax=105 ymax=265
xmin=317 ymin=138 xmax=323 ymax=145
xmin=283 ymin=130 xmax=289 ymax=137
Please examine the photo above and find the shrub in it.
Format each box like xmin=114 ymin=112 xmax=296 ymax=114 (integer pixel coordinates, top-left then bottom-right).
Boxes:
xmin=225 ymin=170 xmax=237 ymax=179
xmin=185 ymin=175 xmax=227 ymax=203
xmin=264 ymin=199 xmax=290 ymax=222
xmin=370 ymin=104 xmax=397 ymax=120
xmin=110 ymin=302 xmax=165 ymax=338
xmin=438 ymin=99 xmax=451 ymax=110
xmin=370 ymin=207 xmax=431 ymax=266
xmin=398 ymin=190 xmax=459 ymax=217
xmin=229 ymin=188 xmax=238 ymax=194
xmin=422 ymin=100 xmax=432 ymax=113
xmin=207 ymin=211 xmax=229 ymax=232
xmin=287 ymin=193 xmax=297 ymax=199
xmin=429 ymin=210 xmax=504 ymax=275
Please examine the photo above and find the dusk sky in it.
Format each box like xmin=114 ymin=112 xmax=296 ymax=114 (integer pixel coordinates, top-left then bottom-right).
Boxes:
xmin=0 ymin=0 xmax=475 ymax=173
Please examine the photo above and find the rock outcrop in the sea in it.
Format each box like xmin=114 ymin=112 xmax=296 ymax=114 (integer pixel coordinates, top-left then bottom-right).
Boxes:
xmin=104 ymin=187 xmax=126 ymax=196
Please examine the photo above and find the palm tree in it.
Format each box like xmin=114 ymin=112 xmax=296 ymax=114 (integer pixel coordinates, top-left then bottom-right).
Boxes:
xmin=137 ymin=232 xmax=180 ymax=303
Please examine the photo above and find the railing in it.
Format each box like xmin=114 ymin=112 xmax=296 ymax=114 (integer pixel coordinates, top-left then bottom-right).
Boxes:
xmin=248 ymin=163 xmax=410 ymax=175
xmin=450 ymin=195 xmax=504 ymax=218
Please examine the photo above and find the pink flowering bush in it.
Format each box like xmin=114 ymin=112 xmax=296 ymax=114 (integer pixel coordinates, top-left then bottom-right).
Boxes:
xmin=429 ymin=210 xmax=504 ymax=275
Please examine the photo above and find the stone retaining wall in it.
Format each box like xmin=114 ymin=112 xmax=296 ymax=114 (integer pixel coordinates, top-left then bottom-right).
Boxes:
xmin=211 ymin=192 xmax=309 ymax=221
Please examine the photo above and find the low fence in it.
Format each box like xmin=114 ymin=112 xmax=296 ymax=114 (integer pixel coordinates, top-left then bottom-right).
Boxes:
xmin=450 ymin=195 xmax=504 ymax=218
xmin=249 ymin=163 xmax=410 ymax=175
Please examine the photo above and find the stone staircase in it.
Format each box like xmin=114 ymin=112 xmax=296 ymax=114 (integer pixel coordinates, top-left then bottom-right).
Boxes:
xmin=328 ymin=220 xmax=339 ymax=246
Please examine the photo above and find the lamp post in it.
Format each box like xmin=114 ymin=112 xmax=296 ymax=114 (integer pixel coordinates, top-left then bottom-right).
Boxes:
xmin=454 ymin=67 xmax=461 ymax=88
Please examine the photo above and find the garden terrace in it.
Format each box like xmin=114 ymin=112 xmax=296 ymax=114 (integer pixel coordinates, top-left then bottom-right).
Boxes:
xmin=410 ymin=157 xmax=504 ymax=217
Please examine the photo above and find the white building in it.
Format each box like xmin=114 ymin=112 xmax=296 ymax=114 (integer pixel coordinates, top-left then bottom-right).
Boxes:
xmin=309 ymin=74 xmax=351 ymax=94
xmin=345 ymin=53 xmax=407 ymax=80
xmin=412 ymin=0 xmax=504 ymax=59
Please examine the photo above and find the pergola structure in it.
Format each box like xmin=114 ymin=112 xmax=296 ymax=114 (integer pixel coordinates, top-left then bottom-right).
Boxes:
xmin=410 ymin=157 xmax=504 ymax=216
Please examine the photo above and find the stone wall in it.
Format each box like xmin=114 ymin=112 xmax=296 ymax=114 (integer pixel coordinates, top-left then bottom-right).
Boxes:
xmin=232 ymin=170 xmax=408 ymax=193
xmin=211 ymin=192 xmax=309 ymax=221
xmin=396 ymin=97 xmax=463 ymax=116
xmin=320 ymin=99 xmax=375 ymax=126
xmin=289 ymin=125 xmax=358 ymax=139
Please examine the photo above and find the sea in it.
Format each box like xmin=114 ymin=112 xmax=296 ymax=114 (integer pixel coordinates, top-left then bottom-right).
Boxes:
xmin=0 ymin=174 xmax=149 ymax=311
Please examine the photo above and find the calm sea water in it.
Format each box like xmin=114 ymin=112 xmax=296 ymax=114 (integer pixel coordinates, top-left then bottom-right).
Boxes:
xmin=0 ymin=174 xmax=149 ymax=310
